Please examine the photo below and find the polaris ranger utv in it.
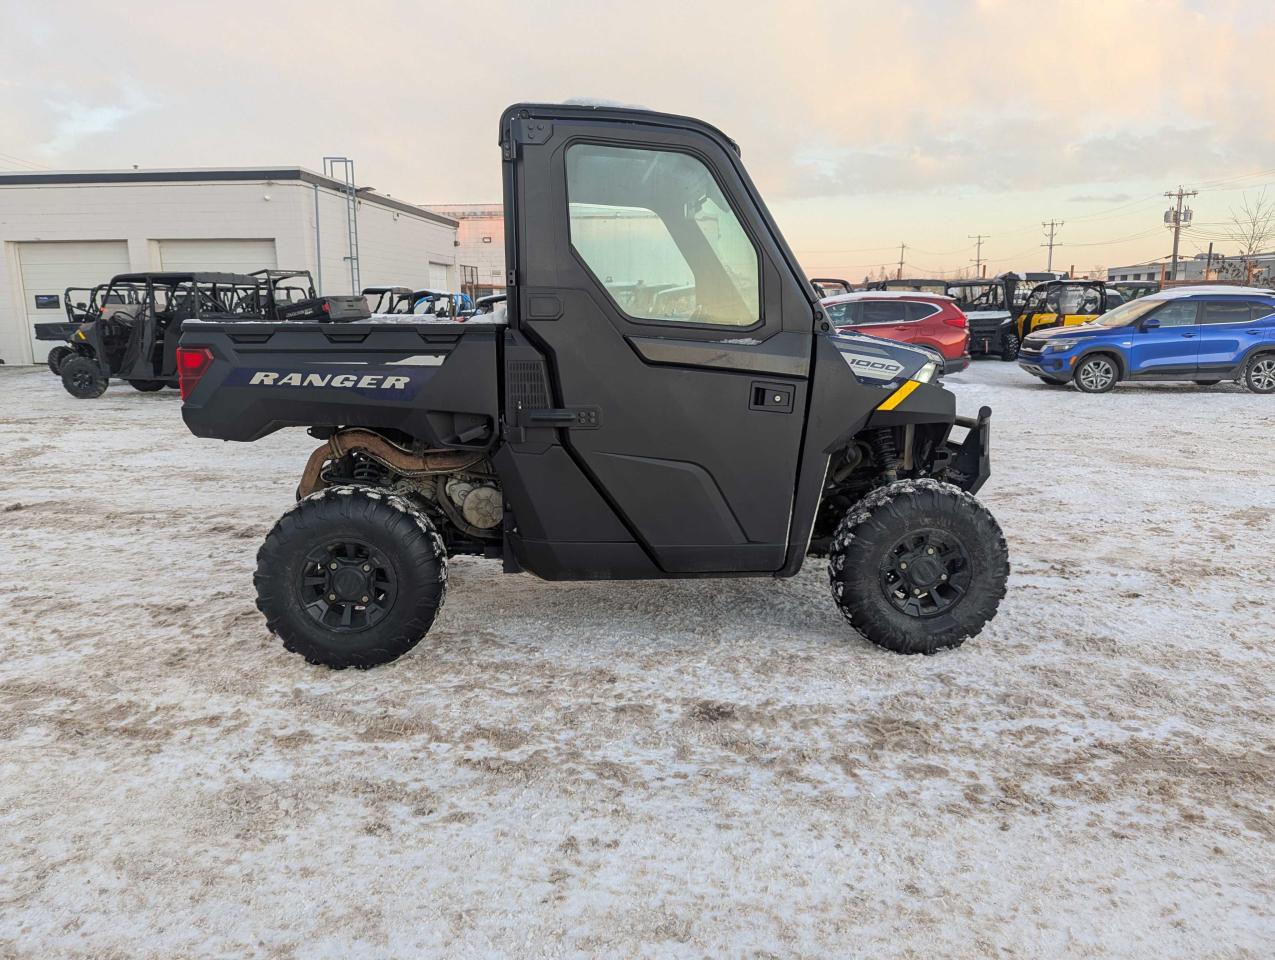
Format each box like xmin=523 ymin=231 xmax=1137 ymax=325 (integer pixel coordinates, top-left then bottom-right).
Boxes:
xmin=178 ymin=102 xmax=1009 ymax=669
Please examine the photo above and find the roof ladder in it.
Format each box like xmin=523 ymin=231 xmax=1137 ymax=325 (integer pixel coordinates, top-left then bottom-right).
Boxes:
xmin=322 ymin=156 xmax=361 ymax=295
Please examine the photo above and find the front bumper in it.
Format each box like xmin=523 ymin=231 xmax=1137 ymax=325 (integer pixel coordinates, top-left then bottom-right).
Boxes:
xmin=1017 ymin=346 xmax=1075 ymax=378
xmin=946 ymin=406 xmax=992 ymax=494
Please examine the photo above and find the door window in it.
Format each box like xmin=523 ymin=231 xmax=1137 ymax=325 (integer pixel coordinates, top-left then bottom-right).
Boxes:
xmin=1251 ymin=303 xmax=1275 ymax=320
xmin=823 ymin=301 xmax=859 ymax=326
xmin=1149 ymin=301 xmax=1199 ymax=327
xmin=1200 ymin=302 xmax=1252 ymax=325
xmin=566 ymin=144 xmax=760 ymax=327
xmin=859 ymin=301 xmax=907 ymax=325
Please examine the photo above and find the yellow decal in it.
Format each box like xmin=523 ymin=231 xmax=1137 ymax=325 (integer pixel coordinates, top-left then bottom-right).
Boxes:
xmin=877 ymin=379 xmax=920 ymax=411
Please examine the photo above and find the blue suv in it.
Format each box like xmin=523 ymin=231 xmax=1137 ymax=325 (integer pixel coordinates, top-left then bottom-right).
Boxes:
xmin=1017 ymin=286 xmax=1275 ymax=393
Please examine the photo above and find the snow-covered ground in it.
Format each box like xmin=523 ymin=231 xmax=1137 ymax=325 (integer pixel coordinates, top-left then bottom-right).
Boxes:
xmin=0 ymin=362 xmax=1271 ymax=959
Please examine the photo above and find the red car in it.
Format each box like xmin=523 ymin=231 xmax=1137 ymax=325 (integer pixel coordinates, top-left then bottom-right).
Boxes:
xmin=821 ymin=291 xmax=971 ymax=373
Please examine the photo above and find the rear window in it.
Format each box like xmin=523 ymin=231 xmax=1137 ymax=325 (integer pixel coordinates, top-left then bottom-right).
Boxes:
xmin=1250 ymin=302 xmax=1275 ymax=320
xmin=1200 ymin=302 xmax=1252 ymax=325
xmin=906 ymin=302 xmax=941 ymax=321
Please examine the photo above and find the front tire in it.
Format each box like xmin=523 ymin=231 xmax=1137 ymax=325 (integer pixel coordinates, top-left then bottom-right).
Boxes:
xmin=827 ymin=480 xmax=1009 ymax=654
xmin=47 ymin=346 xmax=72 ymax=375
xmin=127 ymin=380 xmax=166 ymax=392
xmin=60 ymin=356 xmax=108 ymax=399
xmin=254 ymin=485 xmax=448 ymax=669
xmin=1243 ymin=354 xmax=1275 ymax=394
xmin=1073 ymin=354 xmax=1119 ymax=393
xmin=999 ymin=334 xmax=1019 ymax=361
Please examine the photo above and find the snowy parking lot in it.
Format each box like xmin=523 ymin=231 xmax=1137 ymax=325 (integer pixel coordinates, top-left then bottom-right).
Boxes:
xmin=0 ymin=360 xmax=1272 ymax=958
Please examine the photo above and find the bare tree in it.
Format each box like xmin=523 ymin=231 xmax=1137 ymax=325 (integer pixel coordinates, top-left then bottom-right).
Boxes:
xmin=1227 ymin=189 xmax=1275 ymax=260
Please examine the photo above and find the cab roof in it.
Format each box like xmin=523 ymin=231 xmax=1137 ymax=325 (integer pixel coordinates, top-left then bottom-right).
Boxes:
xmin=109 ymin=271 xmax=259 ymax=285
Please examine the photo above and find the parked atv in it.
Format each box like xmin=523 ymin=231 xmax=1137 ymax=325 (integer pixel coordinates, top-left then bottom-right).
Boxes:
xmin=176 ymin=102 xmax=1010 ymax=669
xmin=57 ymin=272 xmax=266 ymax=399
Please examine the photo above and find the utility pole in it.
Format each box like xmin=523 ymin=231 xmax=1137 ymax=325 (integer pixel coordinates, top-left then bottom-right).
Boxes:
xmin=969 ymin=234 xmax=987 ymax=276
xmin=1042 ymin=220 xmax=1063 ymax=272
xmin=1163 ymin=186 xmax=1197 ymax=281
xmin=1204 ymin=241 xmax=1214 ymax=280
xmin=896 ymin=243 xmax=906 ymax=280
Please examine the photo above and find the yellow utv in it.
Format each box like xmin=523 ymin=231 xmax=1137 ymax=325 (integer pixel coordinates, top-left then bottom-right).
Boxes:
xmin=1015 ymin=279 xmax=1111 ymax=339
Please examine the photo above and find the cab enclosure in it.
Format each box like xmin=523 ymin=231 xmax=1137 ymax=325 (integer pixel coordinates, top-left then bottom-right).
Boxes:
xmin=946 ymin=273 xmax=1021 ymax=358
xmin=1016 ymin=278 xmax=1112 ymax=338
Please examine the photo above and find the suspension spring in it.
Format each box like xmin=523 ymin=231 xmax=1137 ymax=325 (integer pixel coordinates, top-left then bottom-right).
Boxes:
xmin=868 ymin=428 xmax=900 ymax=481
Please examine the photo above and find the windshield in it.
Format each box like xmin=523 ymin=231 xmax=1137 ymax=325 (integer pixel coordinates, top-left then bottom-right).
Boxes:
xmin=1086 ymin=298 xmax=1160 ymax=328
xmin=946 ymin=283 xmax=1002 ymax=309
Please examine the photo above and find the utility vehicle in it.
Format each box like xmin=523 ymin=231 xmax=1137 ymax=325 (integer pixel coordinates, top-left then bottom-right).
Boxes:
xmin=177 ymin=102 xmax=1010 ymax=669
xmin=1015 ymin=278 xmax=1111 ymax=340
xmin=946 ymin=275 xmax=1021 ymax=360
xmin=363 ymin=287 xmax=475 ymax=319
xmin=59 ymin=272 xmax=267 ymax=398
xmin=35 ymin=283 xmax=145 ymax=374
xmin=254 ymin=269 xmax=369 ymax=323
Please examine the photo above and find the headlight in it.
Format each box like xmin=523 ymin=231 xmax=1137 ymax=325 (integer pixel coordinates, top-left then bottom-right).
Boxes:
xmin=914 ymin=361 xmax=940 ymax=383
xmin=1043 ymin=340 xmax=1079 ymax=353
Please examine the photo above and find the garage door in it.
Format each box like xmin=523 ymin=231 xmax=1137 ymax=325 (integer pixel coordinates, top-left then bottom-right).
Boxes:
xmin=428 ymin=261 xmax=450 ymax=290
xmin=158 ymin=239 xmax=277 ymax=274
xmin=15 ymin=240 xmax=131 ymax=365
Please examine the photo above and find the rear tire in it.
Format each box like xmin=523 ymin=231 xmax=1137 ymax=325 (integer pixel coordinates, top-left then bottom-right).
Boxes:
xmin=827 ymin=479 xmax=1009 ymax=654
xmin=254 ymin=485 xmax=448 ymax=669
xmin=1073 ymin=354 xmax=1119 ymax=393
xmin=127 ymin=380 xmax=166 ymax=392
xmin=1242 ymin=354 xmax=1275 ymax=394
xmin=60 ymin=356 xmax=108 ymax=399
xmin=46 ymin=346 xmax=72 ymax=375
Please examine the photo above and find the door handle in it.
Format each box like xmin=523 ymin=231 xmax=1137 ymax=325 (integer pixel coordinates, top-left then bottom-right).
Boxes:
xmin=1180 ymin=333 xmax=1196 ymax=338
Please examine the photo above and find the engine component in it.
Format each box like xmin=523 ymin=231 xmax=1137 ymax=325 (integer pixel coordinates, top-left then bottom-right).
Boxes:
xmin=460 ymin=485 xmax=503 ymax=529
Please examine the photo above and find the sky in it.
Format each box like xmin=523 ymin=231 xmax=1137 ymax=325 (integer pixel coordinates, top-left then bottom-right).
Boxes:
xmin=3 ymin=0 xmax=1274 ymax=279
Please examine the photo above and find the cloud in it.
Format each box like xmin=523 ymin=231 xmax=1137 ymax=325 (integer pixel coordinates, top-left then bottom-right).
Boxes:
xmin=1069 ymin=194 xmax=1136 ymax=203
xmin=40 ymin=82 xmax=156 ymax=156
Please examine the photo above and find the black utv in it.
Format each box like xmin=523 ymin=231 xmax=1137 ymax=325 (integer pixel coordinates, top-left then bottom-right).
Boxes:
xmin=177 ymin=102 xmax=1010 ymax=669
xmin=255 ymin=270 xmax=369 ymax=323
xmin=35 ymin=282 xmax=146 ymax=375
xmin=945 ymin=274 xmax=1021 ymax=360
xmin=57 ymin=272 xmax=267 ymax=398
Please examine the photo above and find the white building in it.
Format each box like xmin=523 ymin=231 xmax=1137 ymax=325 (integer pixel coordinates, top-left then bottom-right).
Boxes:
xmin=0 ymin=167 xmax=459 ymax=365
xmin=426 ymin=203 xmax=506 ymax=298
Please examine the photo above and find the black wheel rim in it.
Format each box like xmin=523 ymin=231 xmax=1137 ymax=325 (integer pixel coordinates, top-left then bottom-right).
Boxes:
xmin=71 ymin=369 xmax=95 ymax=392
xmin=300 ymin=539 xmax=397 ymax=633
xmin=879 ymin=528 xmax=972 ymax=619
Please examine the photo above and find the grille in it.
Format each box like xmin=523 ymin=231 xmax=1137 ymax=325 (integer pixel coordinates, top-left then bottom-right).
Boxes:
xmin=507 ymin=359 xmax=551 ymax=410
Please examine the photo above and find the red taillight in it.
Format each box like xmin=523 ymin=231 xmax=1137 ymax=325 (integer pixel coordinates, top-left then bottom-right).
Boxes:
xmin=321 ymin=300 xmax=331 ymax=313
xmin=176 ymin=346 xmax=214 ymax=401
xmin=944 ymin=309 xmax=968 ymax=328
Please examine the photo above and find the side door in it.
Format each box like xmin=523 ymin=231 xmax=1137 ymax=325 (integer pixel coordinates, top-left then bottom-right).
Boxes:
xmin=1197 ymin=299 xmax=1268 ymax=374
xmin=504 ymin=106 xmax=815 ymax=575
xmin=1128 ymin=299 xmax=1200 ymax=376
